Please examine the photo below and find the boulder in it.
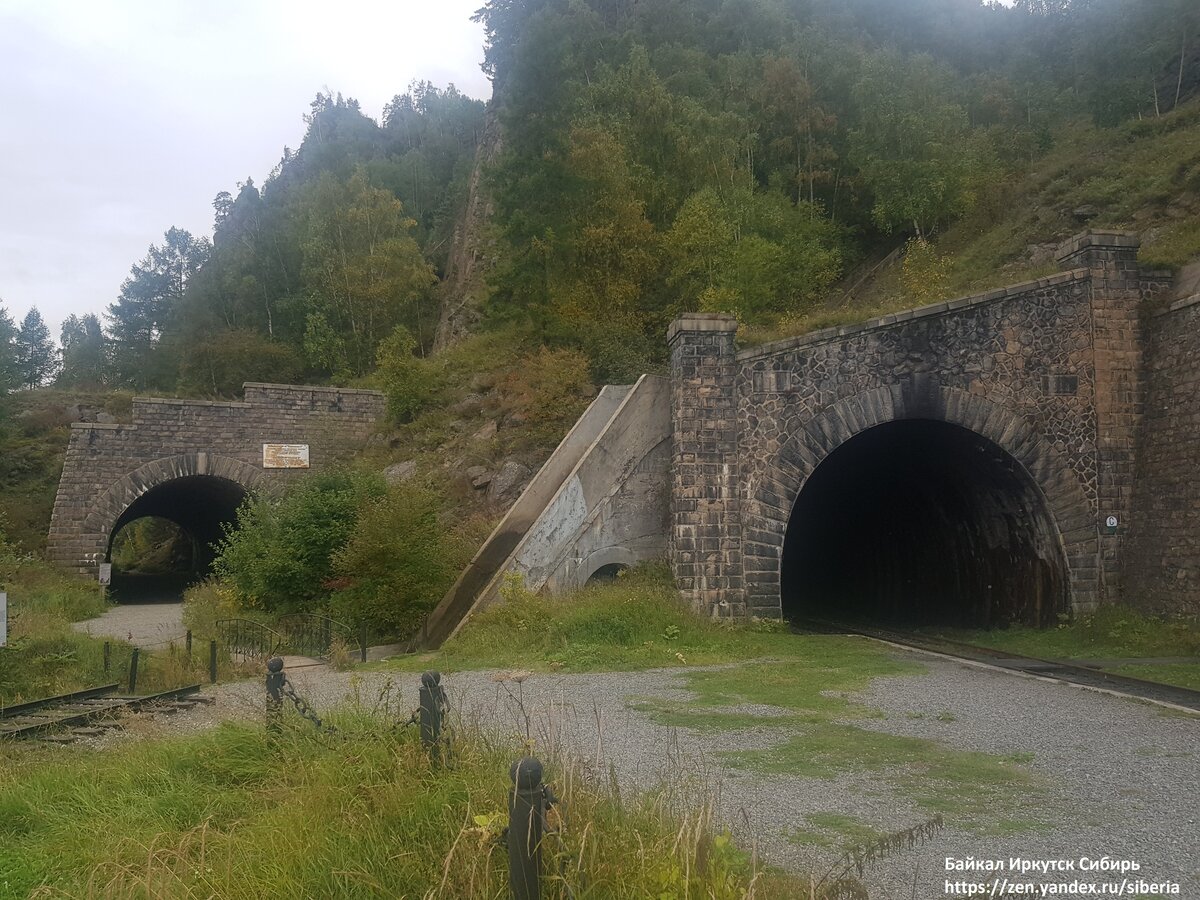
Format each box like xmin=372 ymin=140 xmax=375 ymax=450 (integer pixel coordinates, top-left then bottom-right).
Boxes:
xmin=466 ymin=465 xmax=492 ymax=489
xmin=384 ymin=461 xmax=417 ymax=484
xmin=473 ymin=419 xmax=498 ymax=442
xmin=487 ymin=459 xmax=531 ymax=502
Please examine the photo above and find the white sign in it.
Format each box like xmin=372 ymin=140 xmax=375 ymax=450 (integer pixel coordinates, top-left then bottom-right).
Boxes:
xmin=263 ymin=443 xmax=310 ymax=469
xmin=1105 ymin=516 xmax=1119 ymax=529
xmin=98 ymin=563 xmax=112 ymax=586
xmin=0 ymin=592 xmax=7 ymax=648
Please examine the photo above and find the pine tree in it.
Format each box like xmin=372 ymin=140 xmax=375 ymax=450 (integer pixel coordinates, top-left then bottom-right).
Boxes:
xmin=0 ymin=302 xmax=18 ymax=395
xmin=59 ymin=313 xmax=107 ymax=386
xmin=14 ymin=308 xmax=58 ymax=389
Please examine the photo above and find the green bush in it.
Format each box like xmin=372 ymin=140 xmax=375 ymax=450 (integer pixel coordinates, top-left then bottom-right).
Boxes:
xmin=213 ymin=469 xmax=386 ymax=613
xmin=377 ymin=325 xmax=443 ymax=423
xmin=328 ymin=481 xmax=461 ymax=638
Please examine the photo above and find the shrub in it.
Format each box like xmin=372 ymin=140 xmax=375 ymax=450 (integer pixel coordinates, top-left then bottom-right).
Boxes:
xmin=377 ymin=325 xmax=443 ymax=423
xmin=181 ymin=580 xmax=249 ymax=640
xmin=328 ymin=481 xmax=462 ymax=638
xmin=899 ymin=237 xmax=952 ymax=304
xmin=498 ymin=346 xmax=594 ymax=444
xmin=213 ymin=470 xmax=386 ymax=613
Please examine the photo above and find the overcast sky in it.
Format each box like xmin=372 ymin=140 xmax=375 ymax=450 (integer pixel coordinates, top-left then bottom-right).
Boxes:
xmin=0 ymin=0 xmax=491 ymax=338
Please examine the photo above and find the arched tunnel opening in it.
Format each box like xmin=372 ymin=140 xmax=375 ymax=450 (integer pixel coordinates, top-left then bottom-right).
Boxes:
xmin=106 ymin=475 xmax=248 ymax=602
xmin=781 ymin=419 xmax=1067 ymax=629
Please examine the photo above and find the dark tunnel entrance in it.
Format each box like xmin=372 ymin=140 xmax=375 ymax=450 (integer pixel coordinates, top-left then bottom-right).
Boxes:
xmin=106 ymin=475 xmax=248 ymax=602
xmin=781 ymin=419 xmax=1067 ymax=629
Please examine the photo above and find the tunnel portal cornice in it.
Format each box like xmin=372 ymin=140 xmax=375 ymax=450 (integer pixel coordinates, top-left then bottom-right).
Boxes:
xmin=735 ymin=269 xmax=1092 ymax=364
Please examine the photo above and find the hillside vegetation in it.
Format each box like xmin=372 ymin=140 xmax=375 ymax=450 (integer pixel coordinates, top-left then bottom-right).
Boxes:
xmin=1 ymin=0 xmax=1198 ymax=646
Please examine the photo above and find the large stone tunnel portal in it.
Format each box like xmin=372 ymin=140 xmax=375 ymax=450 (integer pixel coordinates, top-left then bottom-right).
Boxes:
xmin=781 ymin=419 xmax=1068 ymax=628
xmin=106 ymin=475 xmax=249 ymax=601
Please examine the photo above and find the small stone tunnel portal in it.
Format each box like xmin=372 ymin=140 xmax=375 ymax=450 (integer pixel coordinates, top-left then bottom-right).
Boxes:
xmin=781 ymin=419 xmax=1068 ymax=628
xmin=106 ymin=475 xmax=248 ymax=601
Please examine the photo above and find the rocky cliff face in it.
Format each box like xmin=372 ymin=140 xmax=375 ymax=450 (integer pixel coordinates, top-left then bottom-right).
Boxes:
xmin=434 ymin=103 xmax=503 ymax=351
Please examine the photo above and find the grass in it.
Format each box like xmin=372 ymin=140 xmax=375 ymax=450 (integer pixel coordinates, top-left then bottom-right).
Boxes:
xmin=385 ymin=564 xmax=820 ymax=674
xmin=0 ymin=533 xmax=247 ymax=705
xmin=932 ymin=605 xmax=1200 ymax=690
xmin=0 ymin=706 xmax=814 ymax=899
xmin=787 ymin=814 xmax=884 ymax=851
xmin=403 ymin=564 xmax=1052 ymax=836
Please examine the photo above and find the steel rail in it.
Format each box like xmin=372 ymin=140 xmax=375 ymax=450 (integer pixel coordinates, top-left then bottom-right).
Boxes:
xmin=0 ymin=684 xmax=205 ymax=740
xmin=0 ymin=683 xmax=121 ymax=720
xmin=802 ymin=620 xmax=1200 ymax=712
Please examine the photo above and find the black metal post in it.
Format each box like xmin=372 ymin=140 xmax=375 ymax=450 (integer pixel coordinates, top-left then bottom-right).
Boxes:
xmin=266 ymin=657 xmax=285 ymax=734
xmin=507 ymin=756 xmax=544 ymax=900
xmin=128 ymin=648 xmax=139 ymax=694
xmin=359 ymin=623 xmax=368 ymax=663
xmin=418 ymin=670 xmax=445 ymax=758
xmin=186 ymin=630 xmax=192 ymax=656
xmin=103 ymin=641 xmax=110 ymax=674
xmin=209 ymin=640 xmax=218 ymax=684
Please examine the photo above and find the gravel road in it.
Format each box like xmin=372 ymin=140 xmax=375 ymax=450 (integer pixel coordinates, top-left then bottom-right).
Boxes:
xmin=72 ymin=601 xmax=185 ymax=647
xmin=97 ymin=644 xmax=1200 ymax=899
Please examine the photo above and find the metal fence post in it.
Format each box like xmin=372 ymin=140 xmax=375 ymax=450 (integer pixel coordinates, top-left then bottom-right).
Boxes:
xmin=418 ymin=670 xmax=445 ymax=759
xmin=103 ymin=641 xmax=110 ymax=674
xmin=209 ymin=640 xmax=218 ymax=684
xmin=266 ymin=656 xmax=285 ymax=733
xmin=128 ymin=648 xmax=139 ymax=694
xmin=186 ymin=630 xmax=193 ymax=657
xmin=507 ymin=756 xmax=544 ymax=900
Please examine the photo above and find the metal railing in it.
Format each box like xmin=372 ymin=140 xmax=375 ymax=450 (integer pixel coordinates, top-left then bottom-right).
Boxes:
xmin=275 ymin=613 xmax=354 ymax=658
xmin=216 ymin=618 xmax=285 ymax=660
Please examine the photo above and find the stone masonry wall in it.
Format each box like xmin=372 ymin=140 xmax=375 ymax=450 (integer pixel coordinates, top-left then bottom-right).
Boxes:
xmin=667 ymin=232 xmax=1174 ymax=619
xmin=47 ymin=383 xmax=384 ymax=575
xmin=668 ymin=315 xmax=744 ymax=616
xmin=734 ymin=269 xmax=1104 ymax=617
xmin=1126 ymin=296 xmax=1200 ymax=614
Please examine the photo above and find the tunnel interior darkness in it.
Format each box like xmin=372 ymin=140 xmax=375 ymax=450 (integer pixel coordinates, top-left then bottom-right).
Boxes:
xmin=106 ymin=476 xmax=248 ymax=601
xmin=781 ymin=419 xmax=1067 ymax=629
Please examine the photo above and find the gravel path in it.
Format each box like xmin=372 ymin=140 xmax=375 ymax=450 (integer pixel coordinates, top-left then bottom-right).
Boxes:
xmin=98 ymin=644 xmax=1200 ymax=899
xmin=72 ymin=601 xmax=185 ymax=647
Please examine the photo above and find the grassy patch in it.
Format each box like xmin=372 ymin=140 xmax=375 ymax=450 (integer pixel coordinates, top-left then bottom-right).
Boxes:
xmin=934 ymin=605 xmax=1200 ymax=661
xmin=0 ymin=710 xmax=811 ymax=899
xmin=721 ymin=724 xmax=1043 ymax=830
xmin=1111 ymin=663 xmax=1200 ymax=691
xmin=385 ymin=563 xmax=820 ymax=674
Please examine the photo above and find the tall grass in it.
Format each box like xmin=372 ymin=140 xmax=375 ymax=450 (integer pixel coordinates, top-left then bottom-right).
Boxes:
xmin=0 ymin=700 xmax=820 ymax=899
xmin=391 ymin=564 xmax=798 ymax=674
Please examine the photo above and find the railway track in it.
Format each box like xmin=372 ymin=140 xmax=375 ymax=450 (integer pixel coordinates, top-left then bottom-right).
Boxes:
xmin=802 ymin=620 xmax=1200 ymax=713
xmin=0 ymin=684 xmax=214 ymax=743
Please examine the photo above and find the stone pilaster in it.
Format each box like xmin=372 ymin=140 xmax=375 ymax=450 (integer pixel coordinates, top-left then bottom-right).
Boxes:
xmin=667 ymin=314 xmax=744 ymax=616
xmin=1056 ymin=231 xmax=1143 ymax=602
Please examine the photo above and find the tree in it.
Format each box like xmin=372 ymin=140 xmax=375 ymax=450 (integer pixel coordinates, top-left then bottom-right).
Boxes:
xmin=107 ymin=227 xmax=210 ymax=390
xmin=0 ymin=303 xmax=17 ymax=395
xmin=849 ymin=51 xmax=981 ymax=236
xmin=14 ymin=308 xmax=58 ymax=389
xmin=59 ymin=313 xmax=106 ymax=386
xmin=297 ymin=169 xmax=435 ymax=377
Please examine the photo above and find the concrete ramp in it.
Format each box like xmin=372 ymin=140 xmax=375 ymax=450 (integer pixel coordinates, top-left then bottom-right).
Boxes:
xmin=414 ymin=384 xmax=633 ymax=649
xmin=415 ymin=375 xmax=671 ymax=648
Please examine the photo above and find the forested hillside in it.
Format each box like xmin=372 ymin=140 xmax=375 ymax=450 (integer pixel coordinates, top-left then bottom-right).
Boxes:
xmin=1 ymin=0 xmax=1199 ymax=557
xmin=1 ymin=0 xmax=1197 ymax=401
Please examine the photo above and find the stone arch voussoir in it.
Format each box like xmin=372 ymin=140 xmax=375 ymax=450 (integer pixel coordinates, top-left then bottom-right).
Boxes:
xmin=744 ymin=383 xmax=1096 ymax=614
xmin=83 ymin=453 xmax=265 ymax=540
